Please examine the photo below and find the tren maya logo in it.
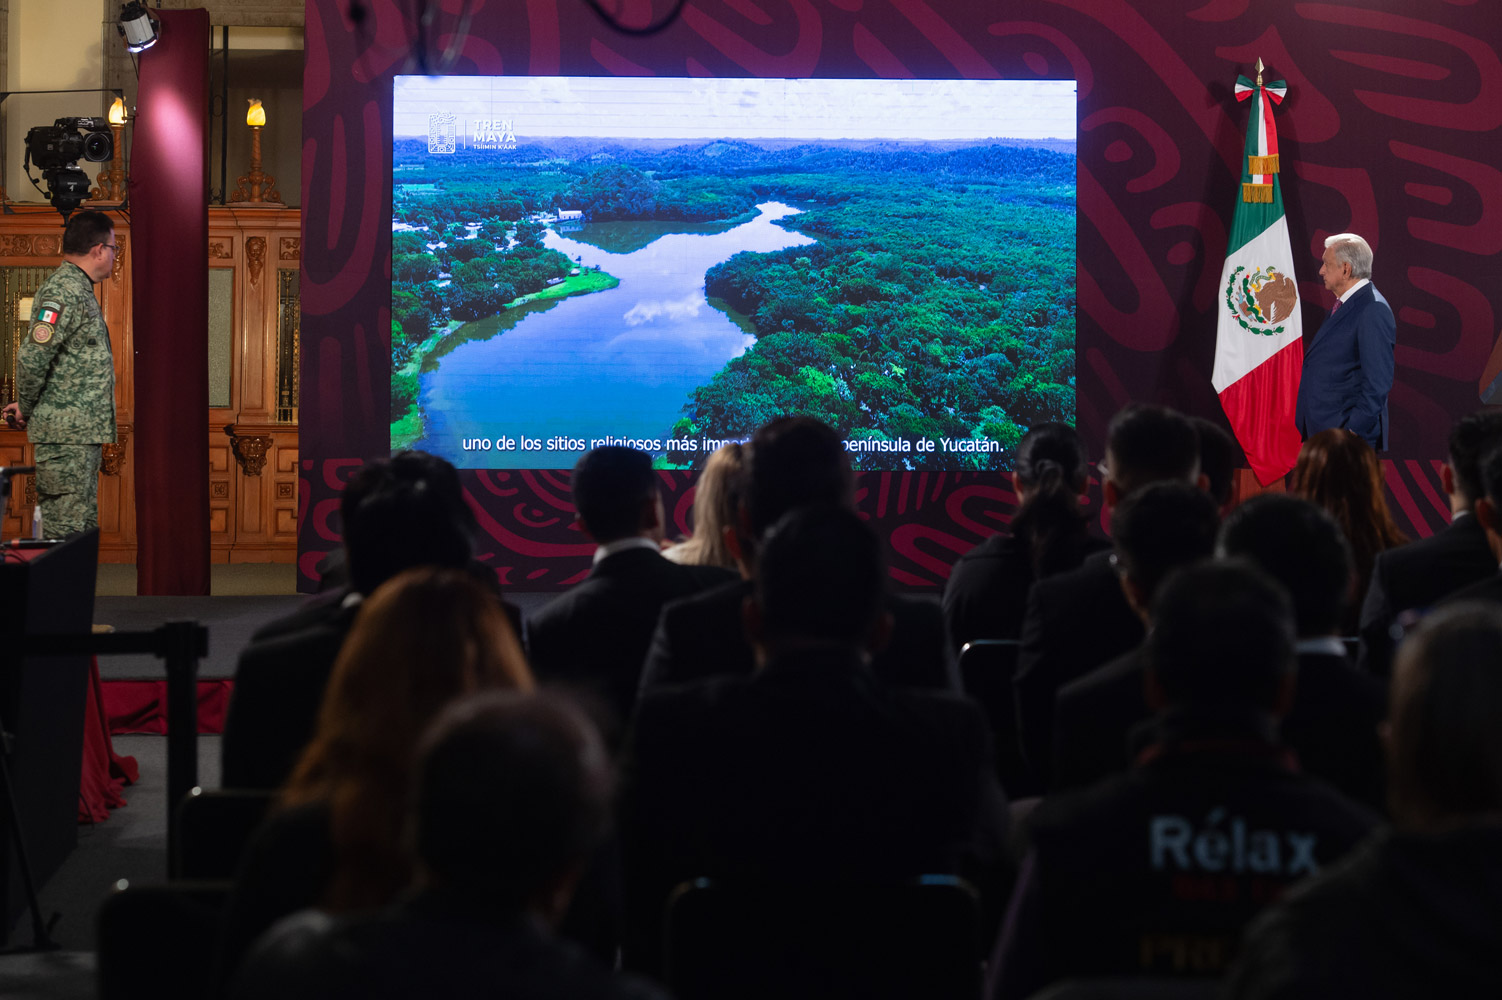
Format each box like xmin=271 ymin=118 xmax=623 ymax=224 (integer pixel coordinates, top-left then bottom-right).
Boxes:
xmin=427 ymin=112 xmax=457 ymax=154
xmin=1225 ymin=264 xmax=1297 ymax=337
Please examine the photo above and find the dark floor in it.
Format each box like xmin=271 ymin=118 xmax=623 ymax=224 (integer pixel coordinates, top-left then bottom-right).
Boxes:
xmin=0 ymin=735 xmax=221 ymax=999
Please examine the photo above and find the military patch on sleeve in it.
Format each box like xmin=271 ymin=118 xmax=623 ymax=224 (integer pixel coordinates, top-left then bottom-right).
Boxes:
xmin=37 ymin=301 xmax=62 ymax=325
xmin=32 ymin=322 xmax=54 ymax=344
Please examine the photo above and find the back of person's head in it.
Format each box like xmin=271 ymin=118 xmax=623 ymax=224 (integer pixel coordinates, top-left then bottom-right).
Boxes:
xmin=1387 ymin=602 xmax=1502 ymax=829
xmin=1110 ymin=481 xmax=1220 ymax=614
xmin=1191 ymin=417 xmax=1237 ymax=510
xmin=674 ymin=442 xmax=744 ymax=568
xmin=342 ymin=451 xmax=474 ymax=595
xmin=1450 ymin=411 xmax=1502 ymax=507
xmin=1217 ymin=493 xmax=1353 ymax=639
xmin=62 ymin=210 xmax=114 ymax=255
xmin=282 ymin=567 xmax=533 ymax=907
xmin=414 ymin=691 xmax=612 ymax=918
xmin=1148 ymin=561 xmax=1296 ymax=713
xmin=744 ymin=417 xmax=853 ymax=542
xmin=1289 ymin=429 xmax=1406 ymax=569
xmin=1010 ymin=422 xmax=1091 ymax=576
xmin=753 ymin=505 xmax=885 ymax=649
xmin=571 ymin=446 xmax=658 ymax=543
xmin=1103 ymin=404 xmax=1200 ymax=498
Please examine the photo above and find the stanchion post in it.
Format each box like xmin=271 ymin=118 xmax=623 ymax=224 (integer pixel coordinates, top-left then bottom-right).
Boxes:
xmin=160 ymin=621 xmax=208 ymax=868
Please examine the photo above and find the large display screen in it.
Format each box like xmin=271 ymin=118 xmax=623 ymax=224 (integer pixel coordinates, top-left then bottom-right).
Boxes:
xmin=391 ymin=76 xmax=1076 ymax=470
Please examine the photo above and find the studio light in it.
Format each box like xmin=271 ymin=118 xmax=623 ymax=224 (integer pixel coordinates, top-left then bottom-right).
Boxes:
xmin=119 ymin=2 xmax=160 ymax=54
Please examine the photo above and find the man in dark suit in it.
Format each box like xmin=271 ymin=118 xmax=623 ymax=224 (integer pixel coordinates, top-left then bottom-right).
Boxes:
xmin=638 ymin=416 xmax=956 ymax=696
xmin=623 ymin=506 xmax=1005 ymax=975
xmin=1295 ymin=232 xmax=1396 ymax=450
xmin=1049 ymin=483 xmax=1220 ymax=792
xmin=989 ymin=563 xmax=1379 ymax=1000
xmin=1359 ymin=410 xmax=1502 ymax=676
xmin=222 ymin=452 xmax=475 ymax=789
xmin=1012 ymin=404 xmax=1205 ymax=782
xmin=527 ymin=446 xmax=732 ymax=745
xmin=1057 ymin=494 xmax=1387 ymax=809
xmin=1440 ymin=443 xmax=1502 ymax=608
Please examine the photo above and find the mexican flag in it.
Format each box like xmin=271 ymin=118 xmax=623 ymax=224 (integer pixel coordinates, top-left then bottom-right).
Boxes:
xmin=1212 ymin=71 xmax=1304 ymax=485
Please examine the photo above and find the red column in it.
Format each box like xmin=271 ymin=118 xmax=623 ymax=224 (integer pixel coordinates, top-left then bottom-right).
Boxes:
xmin=132 ymin=9 xmax=211 ymax=595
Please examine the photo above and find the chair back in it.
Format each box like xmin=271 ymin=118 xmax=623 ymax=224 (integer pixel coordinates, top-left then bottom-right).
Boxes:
xmin=97 ymin=880 xmax=233 ymax=1000
xmin=959 ymin=639 xmax=1034 ymax=796
xmin=173 ymin=787 xmax=274 ymax=879
xmin=665 ymin=875 xmax=982 ymax=1000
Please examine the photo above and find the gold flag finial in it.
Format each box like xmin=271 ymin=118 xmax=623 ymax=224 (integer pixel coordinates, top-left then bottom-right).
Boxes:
xmin=1256 ymin=57 xmax=1265 ymax=86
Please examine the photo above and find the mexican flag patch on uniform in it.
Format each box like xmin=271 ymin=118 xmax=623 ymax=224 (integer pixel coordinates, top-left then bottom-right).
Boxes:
xmin=38 ymin=302 xmax=62 ymax=325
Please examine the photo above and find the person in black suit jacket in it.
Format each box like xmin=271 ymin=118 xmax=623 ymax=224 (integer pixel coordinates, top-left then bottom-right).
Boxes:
xmin=943 ymin=422 xmax=1106 ymax=652
xmin=638 ymin=416 xmax=958 ymax=696
xmin=622 ymin=507 xmax=1006 ymax=976
xmin=528 ymin=446 xmax=732 ymax=745
xmin=232 ymin=690 xmax=664 ymax=1000
xmin=1013 ymin=404 xmax=1206 ymax=782
xmin=1049 ymin=483 xmax=1220 ymax=791
xmin=1295 ymin=233 xmax=1396 ymax=451
xmin=222 ymin=451 xmax=475 ymax=790
xmin=1439 ymin=442 xmax=1502 ymax=609
xmin=1360 ymin=411 xmax=1502 ymax=676
xmin=1056 ymin=494 xmax=1387 ymax=809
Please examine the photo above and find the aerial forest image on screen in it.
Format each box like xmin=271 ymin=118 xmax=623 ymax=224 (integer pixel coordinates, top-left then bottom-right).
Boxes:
xmin=391 ymin=76 xmax=1076 ymax=470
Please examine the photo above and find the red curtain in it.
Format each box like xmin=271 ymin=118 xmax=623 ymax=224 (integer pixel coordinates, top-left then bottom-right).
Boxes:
xmin=131 ymin=9 xmax=211 ymax=595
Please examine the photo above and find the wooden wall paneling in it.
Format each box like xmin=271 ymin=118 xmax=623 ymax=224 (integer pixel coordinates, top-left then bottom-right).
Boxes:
xmin=209 ymin=435 xmax=236 ymax=560
xmin=0 ymin=208 xmax=301 ymax=562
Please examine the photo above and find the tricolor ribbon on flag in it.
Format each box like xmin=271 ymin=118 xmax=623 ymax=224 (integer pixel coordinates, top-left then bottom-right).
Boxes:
xmin=1213 ymin=69 xmax=1305 ymax=485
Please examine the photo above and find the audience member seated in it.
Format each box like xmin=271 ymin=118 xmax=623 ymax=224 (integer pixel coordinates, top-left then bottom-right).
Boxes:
xmin=1218 ymin=494 xmax=1387 ymax=808
xmin=1192 ymin=416 xmax=1238 ymax=515
xmin=246 ymin=450 xmax=477 ymax=643
xmin=527 ymin=446 xmax=732 ymax=744
xmin=222 ymin=451 xmax=476 ymax=790
xmin=1228 ymin=603 xmax=1502 ymax=998
xmin=638 ymin=416 xmax=957 ymax=696
xmin=231 ymin=690 xmax=666 ymax=1000
xmin=1439 ymin=443 xmax=1502 ymax=609
xmin=623 ymin=506 xmax=1007 ymax=975
xmin=988 ymin=562 xmax=1379 ymax=1000
xmin=662 ymin=442 xmax=743 ymax=569
xmin=943 ymin=422 xmax=1106 ymax=652
xmin=1013 ymin=403 xmax=1204 ymax=779
xmin=215 ymin=568 xmax=533 ymax=988
xmin=1288 ymin=428 xmax=1407 ymax=635
xmin=1359 ymin=411 xmax=1502 ymax=676
xmin=1049 ymin=483 xmax=1220 ymax=790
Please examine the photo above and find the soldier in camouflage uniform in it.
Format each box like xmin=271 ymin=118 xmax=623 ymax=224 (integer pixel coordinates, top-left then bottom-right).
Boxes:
xmin=1 ymin=211 xmax=118 ymax=536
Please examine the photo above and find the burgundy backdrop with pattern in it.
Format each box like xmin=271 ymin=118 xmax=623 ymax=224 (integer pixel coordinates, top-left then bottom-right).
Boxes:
xmin=298 ymin=0 xmax=1502 ymax=592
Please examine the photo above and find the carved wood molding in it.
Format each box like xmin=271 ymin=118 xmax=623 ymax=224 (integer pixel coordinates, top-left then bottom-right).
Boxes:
xmin=112 ymin=236 xmax=128 ymax=282
xmin=247 ymin=236 xmax=267 ymax=285
xmin=101 ymin=428 xmax=129 ymax=476
xmin=209 ymin=240 xmax=233 ymax=259
xmin=225 ymin=424 xmax=273 ymax=476
xmin=0 ymin=234 xmax=62 ymax=258
xmin=279 ymin=237 xmax=300 ymax=260
xmin=23 ymin=474 xmax=35 ymax=508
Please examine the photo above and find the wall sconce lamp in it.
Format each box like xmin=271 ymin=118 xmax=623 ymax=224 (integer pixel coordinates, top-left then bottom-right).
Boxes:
xmin=229 ymin=99 xmax=282 ymax=204
xmin=119 ymin=2 xmax=160 ymax=54
xmin=89 ymin=98 xmax=129 ymax=203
